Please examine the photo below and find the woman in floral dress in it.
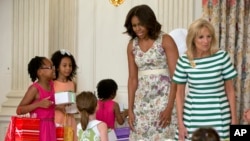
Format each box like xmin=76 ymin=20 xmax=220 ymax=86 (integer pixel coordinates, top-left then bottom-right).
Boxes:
xmin=124 ymin=4 xmax=179 ymax=141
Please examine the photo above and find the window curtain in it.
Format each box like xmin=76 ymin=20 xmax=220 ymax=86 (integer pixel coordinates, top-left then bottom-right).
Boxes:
xmin=202 ymin=0 xmax=250 ymax=123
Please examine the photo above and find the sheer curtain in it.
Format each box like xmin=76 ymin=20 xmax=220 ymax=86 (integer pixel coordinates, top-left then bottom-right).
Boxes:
xmin=202 ymin=0 xmax=250 ymax=123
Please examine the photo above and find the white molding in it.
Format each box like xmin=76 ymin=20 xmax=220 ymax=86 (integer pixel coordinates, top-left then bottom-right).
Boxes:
xmin=159 ymin=0 xmax=196 ymax=33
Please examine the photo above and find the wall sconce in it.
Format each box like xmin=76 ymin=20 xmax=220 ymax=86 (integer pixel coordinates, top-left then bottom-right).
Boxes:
xmin=110 ymin=0 xmax=125 ymax=7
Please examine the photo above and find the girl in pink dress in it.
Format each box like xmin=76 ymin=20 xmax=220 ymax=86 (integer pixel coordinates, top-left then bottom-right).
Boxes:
xmin=96 ymin=79 xmax=128 ymax=129
xmin=16 ymin=56 xmax=56 ymax=141
xmin=51 ymin=49 xmax=78 ymax=141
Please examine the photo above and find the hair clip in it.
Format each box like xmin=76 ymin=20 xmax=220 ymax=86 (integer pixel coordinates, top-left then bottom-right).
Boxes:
xmin=60 ymin=49 xmax=71 ymax=56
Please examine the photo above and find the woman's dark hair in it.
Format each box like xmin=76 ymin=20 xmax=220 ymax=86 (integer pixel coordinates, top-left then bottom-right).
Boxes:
xmin=192 ymin=127 xmax=220 ymax=141
xmin=97 ymin=79 xmax=118 ymax=100
xmin=124 ymin=4 xmax=161 ymax=40
xmin=51 ymin=50 xmax=77 ymax=80
xmin=28 ymin=56 xmax=46 ymax=82
xmin=76 ymin=91 xmax=97 ymax=130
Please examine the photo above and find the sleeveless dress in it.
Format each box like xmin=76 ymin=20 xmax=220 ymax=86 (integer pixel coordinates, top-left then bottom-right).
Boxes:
xmin=54 ymin=80 xmax=77 ymax=141
xmin=77 ymin=120 xmax=102 ymax=141
xmin=129 ymin=34 xmax=177 ymax=141
xmin=96 ymin=100 xmax=116 ymax=129
xmin=172 ymin=50 xmax=237 ymax=141
xmin=30 ymin=81 xmax=56 ymax=141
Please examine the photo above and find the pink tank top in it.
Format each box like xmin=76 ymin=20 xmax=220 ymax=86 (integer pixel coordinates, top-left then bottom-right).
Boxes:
xmin=96 ymin=100 xmax=115 ymax=129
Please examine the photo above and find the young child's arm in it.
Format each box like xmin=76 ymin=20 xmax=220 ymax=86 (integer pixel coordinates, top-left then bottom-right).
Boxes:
xmin=16 ymin=86 xmax=53 ymax=115
xmin=114 ymin=102 xmax=127 ymax=125
xmin=121 ymin=109 xmax=128 ymax=119
xmin=97 ymin=122 xmax=108 ymax=141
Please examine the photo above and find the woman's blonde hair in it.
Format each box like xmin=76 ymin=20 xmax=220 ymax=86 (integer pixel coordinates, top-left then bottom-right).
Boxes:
xmin=76 ymin=91 xmax=97 ymax=130
xmin=186 ymin=18 xmax=219 ymax=67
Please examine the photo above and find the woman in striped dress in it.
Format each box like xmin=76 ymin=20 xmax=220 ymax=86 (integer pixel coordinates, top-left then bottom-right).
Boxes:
xmin=173 ymin=18 xmax=237 ymax=141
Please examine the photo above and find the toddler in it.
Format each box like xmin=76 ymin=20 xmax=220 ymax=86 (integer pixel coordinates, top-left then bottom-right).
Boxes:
xmin=96 ymin=79 xmax=128 ymax=129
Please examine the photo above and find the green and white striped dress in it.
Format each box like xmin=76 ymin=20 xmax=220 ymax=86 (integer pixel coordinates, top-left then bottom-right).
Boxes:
xmin=173 ymin=50 xmax=237 ymax=141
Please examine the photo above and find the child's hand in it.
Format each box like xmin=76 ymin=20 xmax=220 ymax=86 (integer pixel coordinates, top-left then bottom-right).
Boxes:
xmin=55 ymin=104 xmax=66 ymax=112
xmin=243 ymin=109 xmax=250 ymax=123
xmin=121 ymin=109 xmax=128 ymax=118
xmin=39 ymin=96 xmax=54 ymax=108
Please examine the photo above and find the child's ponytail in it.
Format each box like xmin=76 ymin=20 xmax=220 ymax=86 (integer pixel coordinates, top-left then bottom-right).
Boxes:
xmin=80 ymin=110 xmax=89 ymax=130
xmin=76 ymin=91 xmax=98 ymax=130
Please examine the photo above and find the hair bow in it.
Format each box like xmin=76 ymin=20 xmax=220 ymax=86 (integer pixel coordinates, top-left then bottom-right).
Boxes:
xmin=60 ymin=49 xmax=71 ymax=56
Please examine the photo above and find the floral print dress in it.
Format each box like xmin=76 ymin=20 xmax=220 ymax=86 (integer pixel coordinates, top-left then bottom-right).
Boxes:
xmin=129 ymin=34 xmax=177 ymax=141
xmin=77 ymin=120 xmax=101 ymax=141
